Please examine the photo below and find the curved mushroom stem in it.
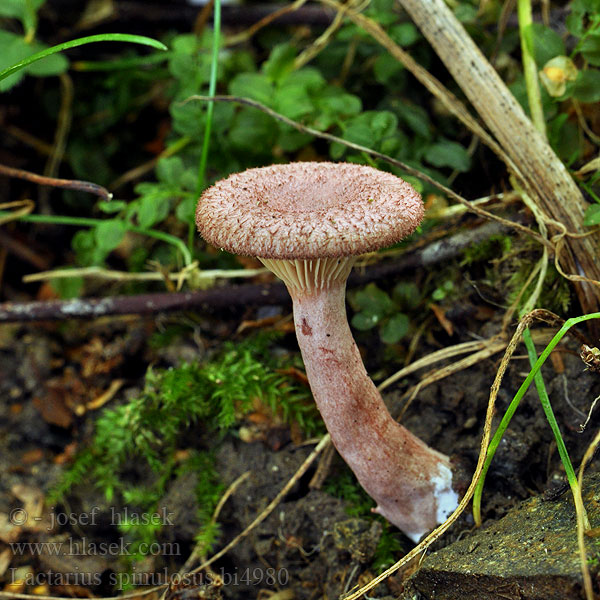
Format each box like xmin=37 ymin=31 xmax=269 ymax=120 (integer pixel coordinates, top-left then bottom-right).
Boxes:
xmin=289 ymin=280 xmax=458 ymax=542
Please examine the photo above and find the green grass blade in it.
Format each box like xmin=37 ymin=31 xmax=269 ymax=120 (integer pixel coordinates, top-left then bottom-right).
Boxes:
xmin=522 ymin=328 xmax=578 ymax=492
xmin=473 ymin=313 xmax=600 ymax=525
xmin=191 ymin=0 xmax=222 ymax=250
xmin=0 ymin=34 xmax=168 ymax=84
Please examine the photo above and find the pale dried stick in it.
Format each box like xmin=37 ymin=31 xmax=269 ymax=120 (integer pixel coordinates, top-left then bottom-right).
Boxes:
xmin=180 ymin=471 xmax=251 ymax=573
xmin=226 ymin=0 xmax=309 ymax=45
xmin=0 ymin=200 xmax=35 ymax=225
xmin=397 ymin=338 xmax=508 ymax=421
xmin=294 ymin=0 xmax=360 ymax=69
xmin=23 ymin=265 xmax=267 ymax=284
xmin=377 ymin=339 xmax=497 ymax=393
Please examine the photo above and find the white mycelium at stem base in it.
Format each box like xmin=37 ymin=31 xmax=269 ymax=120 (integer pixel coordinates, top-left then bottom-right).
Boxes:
xmin=261 ymin=257 xmax=458 ymax=543
xmin=196 ymin=161 xmax=459 ymax=542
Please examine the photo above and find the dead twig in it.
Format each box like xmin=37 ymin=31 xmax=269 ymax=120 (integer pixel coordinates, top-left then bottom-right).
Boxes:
xmin=0 ymin=164 xmax=111 ymax=200
xmin=179 ymin=470 xmax=251 ymax=575
xmin=0 ymin=218 xmax=519 ymax=322
xmin=40 ymin=73 xmax=74 ymax=209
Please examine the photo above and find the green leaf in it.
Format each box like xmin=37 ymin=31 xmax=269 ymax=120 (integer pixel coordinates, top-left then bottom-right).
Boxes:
xmin=584 ymin=204 xmax=600 ymax=226
xmin=157 ymin=156 xmax=185 ymax=186
xmin=366 ymin=0 xmax=396 ymax=24
xmin=168 ymin=33 xmax=212 ymax=93
xmin=352 ymin=283 xmax=394 ymax=316
xmin=548 ymin=114 xmax=580 ymax=163
xmin=342 ymin=122 xmax=375 ymax=148
xmin=389 ymin=23 xmax=420 ymax=47
xmin=175 ymin=193 xmax=198 ymax=224
xmin=72 ymin=229 xmax=105 ymax=266
xmin=352 ymin=312 xmax=380 ymax=331
xmin=370 ymin=111 xmax=398 ymax=138
xmin=339 ymin=111 xmax=398 ymax=151
xmin=287 ymin=67 xmax=325 ymax=93
xmin=170 ymin=100 xmax=205 ymax=137
xmin=0 ymin=0 xmax=44 ymax=28
xmin=566 ymin=11 xmax=585 ymax=37
xmin=374 ymin=53 xmax=404 ymax=85
xmin=27 ymin=47 xmax=69 ymax=76
xmin=581 ymin=32 xmax=600 ymax=66
xmin=392 ymin=281 xmax=421 ymax=309
xmin=228 ymin=108 xmax=276 ymax=152
xmin=0 ymin=31 xmax=68 ymax=90
xmin=570 ymin=0 xmax=600 ymax=13
xmin=276 ymin=125 xmax=312 ymax=152
xmin=572 ymin=69 xmax=600 ymax=103
xmin=454 ymin=3 xmax=478 ymax=23
xmin=425 ymin=140 xmax=471 ymax=171
xmin=315 ymin=88 xmax=362 ymax=117
xmin=531 ymin=23 xmax=565 ymax=66
xmin=395 ymin=102 xmax=431 ymax=139
xmin=94 ymin=219 xmax=127 ymax=252
xmin=228 ymin=72 xmax=273 ymax=105
xmin=263 ymin=43 xmax=296 ymax=82
xmin=275 ymin=83 xmax=314 ymax=119
xmin=380 ymin=313 xmax=410 ymax=344
xmin=137 ymin=193 xmax=171 ymax=229
xmin=98 ymin=200 xmax=127 ymax=214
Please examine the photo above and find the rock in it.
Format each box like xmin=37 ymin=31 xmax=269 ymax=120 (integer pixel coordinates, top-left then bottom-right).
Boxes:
xmin=405 ymin=473 xmax=600 ymax=599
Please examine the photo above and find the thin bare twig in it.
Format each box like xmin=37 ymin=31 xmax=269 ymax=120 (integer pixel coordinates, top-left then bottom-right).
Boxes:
xmin=0 ymin=164 xmax=112 ymax=200
xmin=40 ymin=73 xmax=74 ymax=209
xmin=22 ymin=266 xmax=267 ymax=284
xmin=180 ymin=471 xmax=251 ymax=573
xmin=0 ymin=200 xmax=35 ymax=226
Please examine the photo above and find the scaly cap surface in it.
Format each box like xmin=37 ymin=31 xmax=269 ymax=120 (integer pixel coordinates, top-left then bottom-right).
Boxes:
xmin=196 ymin=162 xmax=423 ymax=260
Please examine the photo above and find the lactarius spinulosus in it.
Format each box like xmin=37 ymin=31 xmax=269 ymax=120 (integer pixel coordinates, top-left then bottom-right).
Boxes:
xmin=196 ymin=162 xmax=458 ymax=542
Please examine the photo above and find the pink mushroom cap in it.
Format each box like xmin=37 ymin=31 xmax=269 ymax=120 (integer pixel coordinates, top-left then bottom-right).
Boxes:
xmin=196 ymin=162 xmax=423 ymax=259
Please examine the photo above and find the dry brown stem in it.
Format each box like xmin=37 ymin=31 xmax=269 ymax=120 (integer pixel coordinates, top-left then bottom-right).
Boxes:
xmin=392 ymin=0 xmax=600 ymax=316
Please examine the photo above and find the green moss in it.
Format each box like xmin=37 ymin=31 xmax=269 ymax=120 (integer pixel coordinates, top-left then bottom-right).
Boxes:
xmin=49 ymin=332 xmax=321 ymax=586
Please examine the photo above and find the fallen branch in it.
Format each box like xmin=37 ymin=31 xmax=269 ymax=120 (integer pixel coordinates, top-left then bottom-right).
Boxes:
xmin=0 ymin=219 xmax=515 ymax=322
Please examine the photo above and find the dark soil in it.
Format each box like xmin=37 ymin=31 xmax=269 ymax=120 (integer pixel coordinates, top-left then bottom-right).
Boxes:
xmin=1 ymin=302 xmax=600 ymax=599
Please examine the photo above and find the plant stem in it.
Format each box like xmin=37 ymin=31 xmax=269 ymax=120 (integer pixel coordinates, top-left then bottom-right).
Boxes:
xmin=518 ymin=0 xmax=546 ymax=137
xmin=73 ymin=52 xmax=173 ymax=71
xmin=522 ymin=329 xmax=585 ymax=522
xmin=191 ymin=0 xmax=222 ymax=250
xmin=0 ymin=212 xmax=192 ymax=266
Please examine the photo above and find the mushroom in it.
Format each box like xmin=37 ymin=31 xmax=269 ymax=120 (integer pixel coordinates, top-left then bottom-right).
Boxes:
xmin=196 ymin=161 xmax=458 ymax=542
